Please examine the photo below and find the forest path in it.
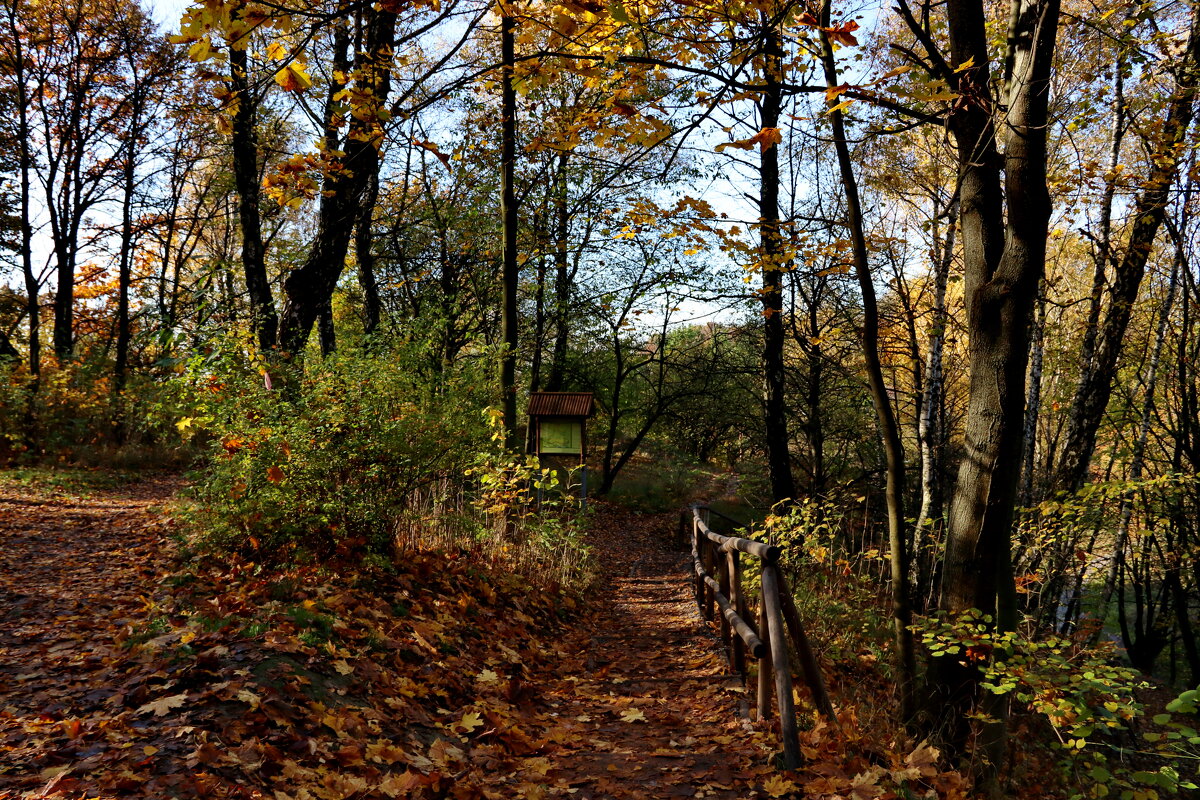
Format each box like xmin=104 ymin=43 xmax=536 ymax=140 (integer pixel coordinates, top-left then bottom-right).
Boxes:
xmin=0 ymin=476 xmax=782 ymax=799
xmin=476 ymin=503 xmax=779 ymax=799
xmin=0 ymin=474 xmax=182 ymax=795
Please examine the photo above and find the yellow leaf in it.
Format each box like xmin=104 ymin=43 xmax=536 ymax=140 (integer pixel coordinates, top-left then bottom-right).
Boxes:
xmin=265 ymin=41 xmax=288 ymax=61
xmin=460 ymin=711 xmax=484 ymax=732
xmin=477 ymin=669 xmax=500 ymax=684
xmin=274 ymin=63 xmax=312 ymax=92
xmin=762 ymin=774 xmax=797 ymax=797
xmin=143 ymin=745 xmax=159 ymax=756
xmin=827 ymin=99 xmax=855 ymax=114
xmin=879 ymin=65 xmax=913 ymax=80
xmin=333 ymin=659 xmax=354 ymax=675
xmin=619 ymin=708 xmax=646 ymax=723
xmin=188 ymin=39 xmax=213 ymax=62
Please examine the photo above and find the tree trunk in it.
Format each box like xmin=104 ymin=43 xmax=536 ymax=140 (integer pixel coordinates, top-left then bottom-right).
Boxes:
xmin=277 ymin=7 xmax=397 ymax=358
xmin=317 ymin=300 xmax=336 ymax=356
xmin=357 ymin=170 xmax=382 ymax=338
xmin=114 ymin=86 xmax=145 ymax=404
xmin=10 ymin=17 xmax=39 ymax=377
xmin=499 ymin=10 xmax=520 ymax=449
xmin=818 ymin=0 xmax=915 ymax=723
xmin=1017 ymin=286 xmax=1046 ymax=508
xmin=52 ymin=239 xmax=74 ymax=360
xmin=760 ymin=17 xmax=795 ymax=506
xmin=917 ymin=202 xmax=955 ymax=528
xmin=545 ymin=152 xmax=571 ymax=392
xmin=933 ymin=0 xmax=1060 ymax=786
xmin=228 ymin=17 xmax=277 ymax=354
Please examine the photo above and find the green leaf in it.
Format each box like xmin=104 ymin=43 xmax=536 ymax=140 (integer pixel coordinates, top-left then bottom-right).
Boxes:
xmin=608 ymin=0 xmax=630 ymax=23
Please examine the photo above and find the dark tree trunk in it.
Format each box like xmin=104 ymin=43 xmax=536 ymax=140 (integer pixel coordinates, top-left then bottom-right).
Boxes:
xmin=9 ymin=14 xmax=39 ymax=377
xmin=278 ymin=7 xmax=397 ymax=358
xmin=499 ymin=10 xmax=520 ymax=449
xmin=228 ymin=19 xmax=277 ymax=354
xmin=52 ymin=241 xmax=74 ymax=360
xmin=530 ymin=255 xmax=546 ymax=392
xmin=922 ymin=0 xmax=1060 ymax=785
xmin=760 ymin=19 xmax=795 ymax=505
xmin=357 ymin=171 xmax=382 ymax=338
xmin=545 ymin=152 xmax=571 ymax=392
xmin=818 ymin=0 xmax=915 ymax=722
xmin=317 ymin=300 xmax=336 ymax=356
xmin=0 ymin=331 xmax=19 ymax=363
xmin=115 ymin=86 xmax=146 ymax=403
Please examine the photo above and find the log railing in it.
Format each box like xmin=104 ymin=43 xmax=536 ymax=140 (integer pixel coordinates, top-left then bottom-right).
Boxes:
xmin=681 ymin=503 xmax=837 ymax=768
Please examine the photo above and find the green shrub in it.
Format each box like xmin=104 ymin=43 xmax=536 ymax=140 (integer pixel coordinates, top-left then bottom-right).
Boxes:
xmin=178 ymin=337 xmax=491 ymax=559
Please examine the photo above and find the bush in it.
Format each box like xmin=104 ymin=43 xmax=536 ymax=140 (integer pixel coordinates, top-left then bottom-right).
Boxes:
xmin=179 ymin=338 xmax=492 ymax=559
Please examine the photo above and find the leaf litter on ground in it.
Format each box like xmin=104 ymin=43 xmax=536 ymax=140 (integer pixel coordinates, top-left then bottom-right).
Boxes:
xmin=0 ymin=473 xmax=967 ymax=799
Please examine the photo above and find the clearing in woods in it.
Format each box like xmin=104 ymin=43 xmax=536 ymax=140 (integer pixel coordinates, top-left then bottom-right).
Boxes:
xmin=0 ymin=474 xmax=792 ymax=799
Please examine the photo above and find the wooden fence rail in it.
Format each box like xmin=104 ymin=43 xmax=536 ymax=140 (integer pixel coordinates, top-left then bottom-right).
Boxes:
xmin=680 ymin=503 xmax=837 ymax=769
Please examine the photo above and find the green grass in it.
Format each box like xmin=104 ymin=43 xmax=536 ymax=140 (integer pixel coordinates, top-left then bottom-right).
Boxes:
xmin=0 ymin=466 xmax=141 ymax=496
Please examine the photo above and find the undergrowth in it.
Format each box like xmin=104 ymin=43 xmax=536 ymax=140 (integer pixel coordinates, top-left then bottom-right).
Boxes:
xmin=737 ymin=499 xmax=1200 ymax=800
xmin=172 ymin=338 xmax=593 ymax=588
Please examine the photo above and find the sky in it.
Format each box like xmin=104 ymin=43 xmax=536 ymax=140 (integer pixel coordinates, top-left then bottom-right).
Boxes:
xmin=149 ymin=0 xmax=189 ymax=32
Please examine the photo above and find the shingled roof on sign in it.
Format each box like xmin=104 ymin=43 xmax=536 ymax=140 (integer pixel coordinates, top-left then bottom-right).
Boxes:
xmin=527 ymin=392 xmax=595 ymax=418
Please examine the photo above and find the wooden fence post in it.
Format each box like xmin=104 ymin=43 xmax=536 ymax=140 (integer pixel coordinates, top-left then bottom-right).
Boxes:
xmin=726 ymin=547 xmax=745 ymax=676
xmin=700 ymin=537 xmax=710 ymax=618
xmin=761 ymin=562 xmax=801 ymax=769
xmin=717 ymin=545 xmax=732 ymax=657
xmin=757 ymin=598 xmax=772 ymax=721
xmin=778 ymin=573 xmax=838 ymax=725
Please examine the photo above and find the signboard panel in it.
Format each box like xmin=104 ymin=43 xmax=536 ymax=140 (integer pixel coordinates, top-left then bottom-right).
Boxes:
xmin=539 ymin=419 xmax=581 ymax=454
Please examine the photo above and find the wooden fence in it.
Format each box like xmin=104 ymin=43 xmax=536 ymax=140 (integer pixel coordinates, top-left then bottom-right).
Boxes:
xmin=680 ymin=503 xmax=837 ymax=768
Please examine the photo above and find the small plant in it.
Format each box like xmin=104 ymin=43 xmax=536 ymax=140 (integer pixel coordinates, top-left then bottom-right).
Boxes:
xmin=920 ymin=610 xmax=1199 ymax=799
xmin=463 ymin=408 xmax=593 ymax=584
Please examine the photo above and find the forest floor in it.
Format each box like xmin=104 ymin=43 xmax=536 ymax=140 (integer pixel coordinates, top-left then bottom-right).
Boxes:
xmin=0 ymin=472 xmax=779 ymax=799
xmin=0 ymin=471 xmax=947 ymax=800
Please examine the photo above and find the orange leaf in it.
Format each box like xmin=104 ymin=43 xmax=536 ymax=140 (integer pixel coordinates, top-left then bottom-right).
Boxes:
xmin=749 ymin=126 xmax=783 ymax=152
xmin=412 ymin=138 xmax=452 ymax=168
xmin=267 ymin=465 xmax=285 ymax=483
xmin=825 ymin=83 xmax=850 ymax=101
xmin=829 ymin=19 xmax=859 ymax=46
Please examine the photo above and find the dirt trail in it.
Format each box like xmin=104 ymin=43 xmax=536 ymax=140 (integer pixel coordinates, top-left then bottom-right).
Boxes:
xmin=0 ymin=479 xmax=777 ymax=799
xmin=0 ymin=476 xmax=182 ymax=794
xmin=478 ymin=504 xmax=775 ymax=799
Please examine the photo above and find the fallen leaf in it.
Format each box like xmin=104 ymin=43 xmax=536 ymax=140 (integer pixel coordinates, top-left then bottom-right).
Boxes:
xmin=136 ymin=692 xmax=188 ymax=716
xmin=761 ymin=774 xmax=797 ymax=797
